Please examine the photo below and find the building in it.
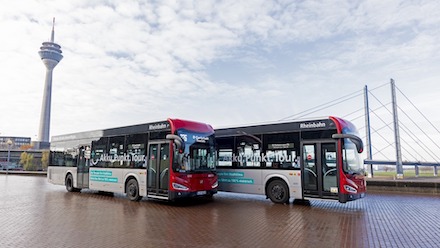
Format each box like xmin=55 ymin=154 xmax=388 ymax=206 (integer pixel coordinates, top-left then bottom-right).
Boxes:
xmin=0 ymin=136 xmax=43 ymax=170
xmin=0 ymin=136 xmax=31 ymax=149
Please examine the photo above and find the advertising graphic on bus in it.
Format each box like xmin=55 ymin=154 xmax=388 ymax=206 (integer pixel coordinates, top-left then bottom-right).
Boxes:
xmin=215 ymin=116 xmax=365 ymax=204
xmin=47 ymin=118 xmax=218 ymax=201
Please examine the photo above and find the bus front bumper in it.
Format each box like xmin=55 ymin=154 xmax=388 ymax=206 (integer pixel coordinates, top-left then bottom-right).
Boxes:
xmin=170 ymin=189 xmax=218 ymax=201
xmin=339 ymin=192 xmax=366 ymax=203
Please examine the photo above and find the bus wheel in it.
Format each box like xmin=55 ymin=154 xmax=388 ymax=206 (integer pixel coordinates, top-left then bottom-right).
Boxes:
xmin=65 ymin=174 xmax=80 ymax=192
xmin=267 ymin=180 xmax=289 ymax=204
xmin=126 ymin=179 xmax=142 ymax=201
xmin=203 ymin=193 xmax=214 ymax=201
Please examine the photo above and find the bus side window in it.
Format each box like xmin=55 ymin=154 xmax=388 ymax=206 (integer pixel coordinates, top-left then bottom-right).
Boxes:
xmin=237 ymin=143 xmax=260 ymax=167
xmin=266 ymin=150 xmax=295 ymax=169
xmin=126 ymin=133 xmax=147 ymax=168
xmin=218 ymin=149 xmax=233 ymax=167
xmin=109 ymin=136 xmax=125 ymax=167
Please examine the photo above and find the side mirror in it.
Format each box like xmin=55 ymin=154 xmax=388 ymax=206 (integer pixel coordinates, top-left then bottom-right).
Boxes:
xmin=332 ymin=133 xmax=363 ymax=153
xmin=166 ymin=134 xmax=185 ymax=152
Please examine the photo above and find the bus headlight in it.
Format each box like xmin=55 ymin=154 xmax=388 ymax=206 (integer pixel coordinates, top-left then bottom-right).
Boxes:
xmin=212 ymin=180 xmax=218 ymax=188
xmin=172 ymin=183 xmax=189 ymax=191
xmin=344 ymin=178 xmax=358 ymax=193
xmin=344 ymin=185 xmax=358 ymax=193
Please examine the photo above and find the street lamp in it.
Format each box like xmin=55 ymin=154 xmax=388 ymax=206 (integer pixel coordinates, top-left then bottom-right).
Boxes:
xmin=6 ymin=139 xmax=12 ymax=175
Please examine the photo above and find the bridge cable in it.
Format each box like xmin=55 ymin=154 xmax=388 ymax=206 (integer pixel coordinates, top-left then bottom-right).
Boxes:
xmin=396 ymin=86 xmax=440 ymax=135
xmin=370 ymin=89 xmax=438 ymax=161
xmin=397 ymin=106 xmax=440 ymax=162
xmin=398 ymin=123 xmax=440 ymax=162
xmin=369 ymin=84 xmax=440 ymax=162
xmin=279 ymin=89 xmax=363 ymax=121
xmin=371 ymin=144 xmax=392 ymax=161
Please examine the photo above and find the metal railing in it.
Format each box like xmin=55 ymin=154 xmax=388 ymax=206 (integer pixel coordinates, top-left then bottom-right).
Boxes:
xmin=365 ymin=160 xmax=439 ymax=177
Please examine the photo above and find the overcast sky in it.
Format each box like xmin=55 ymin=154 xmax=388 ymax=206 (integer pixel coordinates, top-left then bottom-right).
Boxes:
xmin=1 ymin=0 xmax=440 ymax=160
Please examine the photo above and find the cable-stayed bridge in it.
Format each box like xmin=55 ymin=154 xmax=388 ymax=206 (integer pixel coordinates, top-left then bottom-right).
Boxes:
xmin=280 ymin=79 xmax=440 ymax=178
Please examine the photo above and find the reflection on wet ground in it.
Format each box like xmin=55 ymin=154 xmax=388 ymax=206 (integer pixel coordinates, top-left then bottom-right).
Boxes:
xmin=0 ymin=175 xmax=439 ymax=248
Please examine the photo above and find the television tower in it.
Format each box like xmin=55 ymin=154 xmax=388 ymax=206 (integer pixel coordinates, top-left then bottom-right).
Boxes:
xmin=36 ymin=18 xmax=63 ymax=149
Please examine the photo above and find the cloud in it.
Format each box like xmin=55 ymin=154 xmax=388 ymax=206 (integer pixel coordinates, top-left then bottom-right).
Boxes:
xmin=0 ymin=0 xmax=439 ymax=164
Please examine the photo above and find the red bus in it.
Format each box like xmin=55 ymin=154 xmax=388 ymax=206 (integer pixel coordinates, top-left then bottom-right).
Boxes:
xmin=215 ymin=116 xmax=365 ymax=204
xmin=48 ymin=118 xmax=218 ymax=201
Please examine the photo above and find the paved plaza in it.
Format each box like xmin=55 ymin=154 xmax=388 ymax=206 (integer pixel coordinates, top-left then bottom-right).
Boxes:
xmin=0 ymin=175 xmax=439 ymax=248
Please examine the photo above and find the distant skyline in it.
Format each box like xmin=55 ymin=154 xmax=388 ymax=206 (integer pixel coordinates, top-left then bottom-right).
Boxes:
xmin=1 ymin=1 xmax=440 ymax=156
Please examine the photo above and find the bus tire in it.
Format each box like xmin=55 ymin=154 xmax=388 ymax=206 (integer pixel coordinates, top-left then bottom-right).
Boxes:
xmin=267 ymin=179 xmax=290 ymax=204
xmin=126 ymin=178 xmax=142 ymax=201
xmin=203 ymin=193 xmax=214 ymax=201
xmin=65 ymin=174 xmax=80 ymax=192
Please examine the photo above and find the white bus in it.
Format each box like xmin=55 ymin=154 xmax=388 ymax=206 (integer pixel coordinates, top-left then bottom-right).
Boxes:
xmin=47 ymin=118 xmax=218 ymax=201
xmin=215 ymin=116 xmax=365 ymax=204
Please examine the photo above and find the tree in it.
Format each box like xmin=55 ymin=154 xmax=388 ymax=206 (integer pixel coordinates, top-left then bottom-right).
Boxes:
xmin=20 ymin=152 xmax=35 ymax=171
xmin=41 ymin=150 xmax=49 ymax=171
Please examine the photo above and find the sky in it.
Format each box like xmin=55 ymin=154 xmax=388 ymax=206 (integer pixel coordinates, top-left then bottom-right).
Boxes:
xmin=1 ymin=0 xmax=440 ymax=161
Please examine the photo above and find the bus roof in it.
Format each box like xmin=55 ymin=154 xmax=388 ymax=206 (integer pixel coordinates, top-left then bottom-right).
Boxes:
xmin=51 ymin=118 xmax=213 ymax=143
xmin=214 ymin=117 xmax=341 ymax=137
xmin=169 ymin=118 xmax=214 ymax=134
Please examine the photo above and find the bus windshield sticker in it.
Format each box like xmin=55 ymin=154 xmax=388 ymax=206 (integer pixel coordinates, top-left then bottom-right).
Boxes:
xmin=90 ymin=169 xmax=118 ymax=183
xmin=218 ymin=172 xmax=254 ymax=184
xmin=179 ymin=132 xmax=210 ymax=144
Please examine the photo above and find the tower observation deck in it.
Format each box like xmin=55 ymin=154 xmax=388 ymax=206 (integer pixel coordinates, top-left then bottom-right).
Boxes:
xmin=36 ymin=18 xmax=63 ymax=149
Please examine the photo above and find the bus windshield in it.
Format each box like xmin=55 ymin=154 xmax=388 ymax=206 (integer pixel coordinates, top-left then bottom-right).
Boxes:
xmin=173 ymin=130 xmax=216 ymax=173
xmin=339 ymin=124 xmax=364 ymax=174
xmin=342 ymin=139 xmax=364 ymax=174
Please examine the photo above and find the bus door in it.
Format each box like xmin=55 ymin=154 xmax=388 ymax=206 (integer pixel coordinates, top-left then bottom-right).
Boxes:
xmin=301 ymin=141 xmax=338 ymax=200
xmin=147 ymin=141 xmax=170 ymax=198
xmin=77 ymin=146 xmax=90 ymax=188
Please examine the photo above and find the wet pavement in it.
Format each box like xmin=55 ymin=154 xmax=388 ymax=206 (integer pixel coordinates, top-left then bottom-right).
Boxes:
xmin=1 ymin=175 xmax=439 ymax=248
